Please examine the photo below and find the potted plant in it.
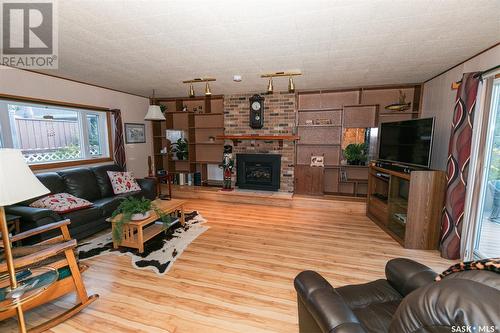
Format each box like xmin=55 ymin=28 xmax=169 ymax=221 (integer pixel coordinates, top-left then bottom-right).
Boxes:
xmin=170 ymin=138 xmax=189 ymax=161
xmin=343 ymin=143 xmax=367 ymax=165
xmin=111 ymin=197 xmax=171 ymax=242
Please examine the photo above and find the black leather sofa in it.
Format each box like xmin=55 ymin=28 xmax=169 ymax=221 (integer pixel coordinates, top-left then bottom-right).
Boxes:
xmin=294 ymin=258 xmax=500 ymax=333
xmin=6 ymin=164 xmax=156 ymax=241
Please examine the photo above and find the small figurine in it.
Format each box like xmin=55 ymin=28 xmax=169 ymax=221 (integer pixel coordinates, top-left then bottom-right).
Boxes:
xmin=219 ymin=145 xmax=234 ymax=191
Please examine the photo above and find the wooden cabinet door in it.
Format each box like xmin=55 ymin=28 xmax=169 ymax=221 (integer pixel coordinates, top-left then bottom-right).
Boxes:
xmin=295 ymin=165 xmax=324 ymax=195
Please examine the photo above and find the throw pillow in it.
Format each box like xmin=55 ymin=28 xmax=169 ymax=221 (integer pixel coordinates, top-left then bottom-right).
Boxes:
xmin=107 ymin=171 xmax=141 ymax=194
xmin=435 ymin=258 xmax=500 ymax=281
xmin=30 ymin=193 xmax=93 ymax=214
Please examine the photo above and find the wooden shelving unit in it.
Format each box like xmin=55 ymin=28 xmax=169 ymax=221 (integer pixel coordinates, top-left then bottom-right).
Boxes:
xmin=151 ymin=95 xmax=224 ymax=185
xmin=295 ymin=86 xmax=422 ymax=198
xmin=366 ymin=164 xmax=446 ymax=249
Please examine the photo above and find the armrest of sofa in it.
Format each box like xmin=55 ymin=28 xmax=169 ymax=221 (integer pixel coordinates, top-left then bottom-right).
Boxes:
xmin=5 ymin=205 xmax=61 ymax=224
xmin=136 ymin=178 xmax=157 ymax=200
xmin=385 ymin=258 xmax=437 ymax=296
xmin=295 ymin=271 xmax=367 ymax=333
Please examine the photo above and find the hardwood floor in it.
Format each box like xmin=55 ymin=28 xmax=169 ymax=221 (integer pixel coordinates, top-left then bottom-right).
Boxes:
xmin=1 ymin=198 xmax=453 ymax=333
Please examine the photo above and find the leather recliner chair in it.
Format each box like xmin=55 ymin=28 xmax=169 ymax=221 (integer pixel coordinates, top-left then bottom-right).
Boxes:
xmin=294 ymin=258 xmax=500 ymax=333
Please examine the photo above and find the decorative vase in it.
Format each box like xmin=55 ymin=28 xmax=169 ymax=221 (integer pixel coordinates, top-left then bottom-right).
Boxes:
xmin=130 ymin=211 xmax=151 ymax=221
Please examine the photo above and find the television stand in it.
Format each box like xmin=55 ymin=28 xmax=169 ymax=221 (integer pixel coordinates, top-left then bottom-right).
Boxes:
xmin=374 ymin=160 xmax=427 ymax=174
xmin=366 ymin=162 xmax=446 ymax=249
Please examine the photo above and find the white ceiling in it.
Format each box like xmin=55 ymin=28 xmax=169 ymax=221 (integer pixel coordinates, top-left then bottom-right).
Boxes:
xmin=39 ymin=0 xmax=500 ymax=97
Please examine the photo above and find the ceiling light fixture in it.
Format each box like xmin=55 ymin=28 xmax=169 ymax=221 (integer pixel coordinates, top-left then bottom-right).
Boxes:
xmin=267 ymin=78 xmax=274 ymax=94
xmin=288 ymin=77 xmax=295 ymax=93
xmin=188 ymin=84 xmax=195 ymax=98
xmin=261 ymin=71 xmax=302 ymax=94
xmin=204 ymin=82 xmax=212 ymax=96
xmin=183 ymin=77 xmax=216 ymax=98
xmin=144 ymin=89 xmax=166 ymax=121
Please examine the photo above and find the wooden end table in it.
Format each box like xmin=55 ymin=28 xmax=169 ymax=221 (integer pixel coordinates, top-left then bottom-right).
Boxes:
xmin=108 ymin=199 xmax=186 ymax=253
xmin=145 ymin=174 xmax=173 ymax=200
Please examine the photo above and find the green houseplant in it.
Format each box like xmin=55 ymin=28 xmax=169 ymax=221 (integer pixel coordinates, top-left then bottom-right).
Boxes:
xmin=343 ymin=143 xmax=367 ymax=165
xmin=170 ymin=138 xmax=189 ymax=161
xmin=111 ymin=197 xmax=172 ymax=242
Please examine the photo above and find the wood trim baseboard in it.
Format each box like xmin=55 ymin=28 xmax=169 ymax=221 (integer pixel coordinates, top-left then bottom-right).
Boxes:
xmin=29 ymin=157 xmax=113 ymax=171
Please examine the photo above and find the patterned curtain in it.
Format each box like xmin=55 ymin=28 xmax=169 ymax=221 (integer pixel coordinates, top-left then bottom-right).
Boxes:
xmin=440 ymin=72 xmax=481 ymax=259
xmin=111 ymin=109 xmax=126 ymax=170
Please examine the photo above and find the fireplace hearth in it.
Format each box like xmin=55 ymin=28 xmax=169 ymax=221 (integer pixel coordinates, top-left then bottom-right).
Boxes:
xmin=236 ymin=154 xmax=281 ymax=191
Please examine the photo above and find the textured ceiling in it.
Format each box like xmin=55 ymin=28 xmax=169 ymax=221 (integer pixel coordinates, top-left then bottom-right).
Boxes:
xmin=38 ymin=0 xmax=500 ymax=97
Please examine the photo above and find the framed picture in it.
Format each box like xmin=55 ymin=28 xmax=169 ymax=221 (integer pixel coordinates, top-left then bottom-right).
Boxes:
xmin=310 ymin=155 xmax=325 ymax=167
xmin=125 ymin=123 xmax=146 ymax=144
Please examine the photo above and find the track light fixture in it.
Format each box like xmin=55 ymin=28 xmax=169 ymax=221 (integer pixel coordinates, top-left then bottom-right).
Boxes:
xmin=188 ymin=84 xmax=195 ymax=98
xmin=205 ymin=82 xmax=212 ymax=96
xmin=267 ymin=78 xmax=274 ymax=94
xmin=183 ymin=77 xmax=216 ymax=98
xmin=260 ymin=71 xmax=301 ymax=94
xmin=288 ymin=77 xmax=295 ymax=93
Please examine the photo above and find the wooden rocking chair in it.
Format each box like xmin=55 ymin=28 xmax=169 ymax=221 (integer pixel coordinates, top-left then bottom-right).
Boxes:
xmin=0 ymin=219 xmax=98 ymax=332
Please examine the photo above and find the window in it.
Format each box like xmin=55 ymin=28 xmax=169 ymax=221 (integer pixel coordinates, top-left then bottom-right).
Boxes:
xmin=0 ymin=100 xmax=111 ymax=166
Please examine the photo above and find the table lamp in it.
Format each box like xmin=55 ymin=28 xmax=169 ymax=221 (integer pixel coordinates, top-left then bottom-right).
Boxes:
xmin=0 ymin=149 xmax=50 ymax=332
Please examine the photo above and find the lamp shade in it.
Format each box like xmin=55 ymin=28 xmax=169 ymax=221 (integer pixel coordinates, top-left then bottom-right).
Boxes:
xmin=144 ymin=105 xmax=166 ymax=121
xmin=0 ymin=149 xmax=50 ymax=206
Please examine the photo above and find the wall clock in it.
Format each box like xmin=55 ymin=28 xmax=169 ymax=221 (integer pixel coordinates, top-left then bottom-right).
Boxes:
xmin=249 ymin=94 xmax=264 ymax=129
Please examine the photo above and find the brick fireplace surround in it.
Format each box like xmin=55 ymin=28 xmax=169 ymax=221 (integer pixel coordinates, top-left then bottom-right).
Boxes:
xmin=223 ymin=92 xmax=296 ymax=192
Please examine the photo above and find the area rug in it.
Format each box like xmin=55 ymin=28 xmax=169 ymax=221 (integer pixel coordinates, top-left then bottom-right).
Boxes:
xmin=77 ymin=211 xmax=208 ymax=275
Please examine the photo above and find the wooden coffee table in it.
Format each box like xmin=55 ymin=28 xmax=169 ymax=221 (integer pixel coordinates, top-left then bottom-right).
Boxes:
xmin=109 ymin=199 xmax=186 ymax=253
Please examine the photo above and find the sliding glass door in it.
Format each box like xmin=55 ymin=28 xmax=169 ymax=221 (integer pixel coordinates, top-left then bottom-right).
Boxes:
xmin=472 ymin=78 xmax=500 ymax=258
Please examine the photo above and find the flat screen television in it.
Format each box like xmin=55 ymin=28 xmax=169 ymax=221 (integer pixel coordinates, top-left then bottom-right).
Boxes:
xmin=378 ymin=117 xmax=434 ymax=168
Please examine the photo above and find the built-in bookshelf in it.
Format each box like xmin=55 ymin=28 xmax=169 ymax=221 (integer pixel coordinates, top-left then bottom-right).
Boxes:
xmin=151 ymin=95 xmax=224 ymax=186
xmin=295 ymin=85 xmax=421 ymax=197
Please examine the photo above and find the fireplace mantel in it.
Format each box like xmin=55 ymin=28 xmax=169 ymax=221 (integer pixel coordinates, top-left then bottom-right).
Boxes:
xmin=217 ymin=135 xmax=299 ymax=147
xmin=216 ymin=135 xmax=299 ymax=141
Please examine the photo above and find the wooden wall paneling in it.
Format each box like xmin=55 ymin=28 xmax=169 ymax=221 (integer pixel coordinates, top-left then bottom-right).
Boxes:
xmin=159 ymin=101 xmax=177 ymax=113
xmin=344 ymin=166 xmax=368 ymax=180
xmin=294 ymin=165 xmax=324 ymax=195
xmin=296 ymin=145 xmax=340 ymax=166
xmin=194 ymin=114 xmax=224 ymax=128
xmin=324 ymin=168 xmax=339 ymax=193
xmin=173 ymin=113 xmax=190 ymax=129
xmin=298 ymin=93 xmax=321 ymax=109
xmin=320 ymin=91 xmax=358 ymax=109
xmin=360 ymin=88 xmax=415 ymax=108
xmin=196 ymin=145 xmax=224 ymax=163
xmin=297 ymin=127 xmax=341 ymax=145
xmin=356 ymin=183 xmax=368 ymax=196
xmin=338 ymin=182 xmax=355 ymax=195
xmin=297 ymin=110 xmax=342 ymax=125
xmin=210 ymin=98 xmax=224 ymax=114
xmin=195 ymin=128 xmax=224 ymax=143
xmin=174 ymin=160 xmax=190 ymax=172
xmin=183 ymin=100 xmax=206 ymax=112
xmin=378 ymin=113 xmax=413 ymax=125
xmin=343 ymin=105 xmax=379 ymax=128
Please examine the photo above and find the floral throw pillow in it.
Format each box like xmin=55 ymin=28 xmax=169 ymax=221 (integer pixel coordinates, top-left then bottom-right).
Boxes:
xmin=30 ymin=193 xmax=93 ymax=214
xmin=107 ymin=171 xmax=141 ymax=195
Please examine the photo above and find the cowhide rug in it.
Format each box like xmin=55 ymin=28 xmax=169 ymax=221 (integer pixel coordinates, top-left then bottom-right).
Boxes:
xmin=77 ymin=211 xmax=208 ymax=275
